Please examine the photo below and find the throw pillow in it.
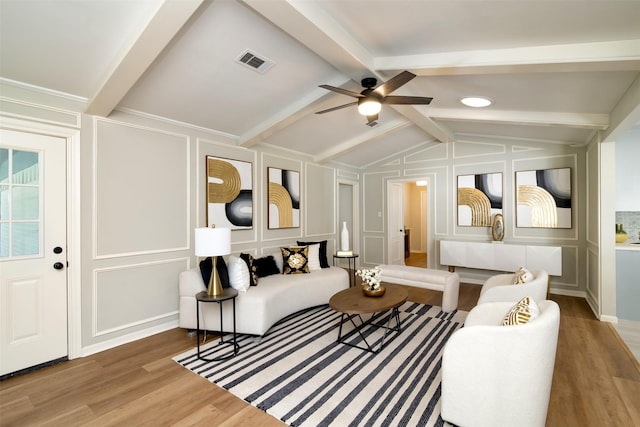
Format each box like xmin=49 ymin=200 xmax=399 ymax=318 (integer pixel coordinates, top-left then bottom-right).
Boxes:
xmin=281 ymin=246 xmax=310 ymax=274
xmin=270 ymin=250 xmax=284 ymax=273
xmin=297 ymin=240 xmax=329 ymax=268
xmin=198 ymin=256 xmax=230 ymax=289
xmin=240 ymin=253 xmax=259 ymax=286
xmin=501 ymin=296 xmax=540 ymax=326
xmin=253 ymin=255 xmax=281 ymax=278
xmin=512 ymin=266 xmax=533 ymax=284
xmin=306 ymin=243 xmax=321 ymax=271
xmin=227 ymin=255 xmax=250 ymax=292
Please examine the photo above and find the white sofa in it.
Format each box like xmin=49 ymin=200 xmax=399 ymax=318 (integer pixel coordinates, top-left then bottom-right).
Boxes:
xmin=179 ymin=265 xmax=349 ymax=336
xmin=477 ymin=269 xmax=548 ymax=305
xmin=441 ymin=300 xmax=560 ymax=427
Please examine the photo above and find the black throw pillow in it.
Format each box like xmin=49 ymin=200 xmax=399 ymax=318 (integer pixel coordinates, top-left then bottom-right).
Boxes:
xmin=240 ymin=253 xmax=259 ymax=286
xmin=253 ymin=255 xmax=281 ymax=278
xmin=199 ymin=256 xmax=230 ymax=289
xmin=297 ymin=240 xmax=329 ymax=268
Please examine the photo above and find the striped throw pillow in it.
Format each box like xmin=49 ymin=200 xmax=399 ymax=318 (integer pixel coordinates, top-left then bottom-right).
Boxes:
xmin=501 ymin=296 xmax=540 ymax=326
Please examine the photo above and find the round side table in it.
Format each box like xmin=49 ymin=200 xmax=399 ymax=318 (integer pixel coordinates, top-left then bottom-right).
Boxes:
xmin=196 ymin=288 xmax=240 ymax=361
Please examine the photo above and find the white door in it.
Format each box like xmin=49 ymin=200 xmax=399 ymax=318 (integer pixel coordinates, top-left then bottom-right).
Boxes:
xmin=0 ymin=129 xmax=68 ymax=376
xmin=388 ymin=182 xmax=405 ymax=265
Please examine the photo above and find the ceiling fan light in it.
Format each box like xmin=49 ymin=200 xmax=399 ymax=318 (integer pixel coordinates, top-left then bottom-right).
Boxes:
xmin=461 ymin=97 xmax=492 ymax=107
xmin=358 ymin=99 xmax=382 ymax=116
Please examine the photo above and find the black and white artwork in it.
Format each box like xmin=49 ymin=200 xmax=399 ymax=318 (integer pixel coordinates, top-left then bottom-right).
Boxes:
xmin=516 ymin=167 xmax=572 ymax=228
xmin=457 ymin=173 xmax=503 ymax=226
xmin=206 ymin=156 xmax=253 ymax=229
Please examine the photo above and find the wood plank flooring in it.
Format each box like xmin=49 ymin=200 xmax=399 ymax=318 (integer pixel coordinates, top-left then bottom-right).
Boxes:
xmin=1 ymin=282 xmax=639 ymax=426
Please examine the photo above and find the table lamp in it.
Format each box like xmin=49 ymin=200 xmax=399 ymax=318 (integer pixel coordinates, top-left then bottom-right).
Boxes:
xmin=195 ymin=225 xmax=231 ymax=296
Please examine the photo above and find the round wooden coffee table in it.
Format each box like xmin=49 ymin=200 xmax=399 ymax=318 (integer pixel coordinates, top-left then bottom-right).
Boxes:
xmin=329 ymin=284 xmax=408 ymax=353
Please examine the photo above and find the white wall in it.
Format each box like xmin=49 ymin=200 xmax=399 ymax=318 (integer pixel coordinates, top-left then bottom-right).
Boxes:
xmin=0 ymin=84 xmax=353 ymax=354
xmin=615 ymin=125 xmax=640 ymax=211
xmin=360 ymin=137 xmax=586 ymax=294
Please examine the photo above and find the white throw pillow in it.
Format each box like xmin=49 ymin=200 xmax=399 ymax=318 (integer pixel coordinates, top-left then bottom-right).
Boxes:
xmin=512 ymin=266 xmax=534 ymax=284
xmin=306 ymin=243 xmax=321 ymax=271
xmin=228 ymin=255 xmax=250 ymax=292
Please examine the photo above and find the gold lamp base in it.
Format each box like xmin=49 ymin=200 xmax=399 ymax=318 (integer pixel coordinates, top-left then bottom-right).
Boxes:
xmin=207 ymin=256 xmax=224 ymax=297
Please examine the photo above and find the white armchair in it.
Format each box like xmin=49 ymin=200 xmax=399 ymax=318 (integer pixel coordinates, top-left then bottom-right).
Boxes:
xmin=440 ymin=300 xmax=560 ymax=427
xmin=477 ymin=269 xmax=548 ymax=304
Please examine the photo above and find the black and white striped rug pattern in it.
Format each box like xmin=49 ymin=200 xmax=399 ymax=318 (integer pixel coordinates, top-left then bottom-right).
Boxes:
xmin=174 ymin=302 xmax=467 ymax=427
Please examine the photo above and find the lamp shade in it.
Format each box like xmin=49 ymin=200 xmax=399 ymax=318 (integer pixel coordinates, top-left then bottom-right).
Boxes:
xmin=194 ymin=227 xmax=231 ymax=257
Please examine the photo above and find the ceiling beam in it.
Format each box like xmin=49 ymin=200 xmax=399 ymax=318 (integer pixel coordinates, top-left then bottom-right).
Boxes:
xmin=85 ymin=0 xmax=205 ymax=117
xmin=237 ymin=76 xmax=352 ymax=147
xmin=314 ymin=118 xmax=411 ymax=163
xmin=376 ymin=40 xmax=640 ymax=76
xmin=428 ymin=108 xmax=610 ymax=130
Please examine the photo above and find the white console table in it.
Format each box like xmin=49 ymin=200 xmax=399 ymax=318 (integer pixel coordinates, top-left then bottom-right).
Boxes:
xmin=440 ymin=240 xmax=562 ymax=276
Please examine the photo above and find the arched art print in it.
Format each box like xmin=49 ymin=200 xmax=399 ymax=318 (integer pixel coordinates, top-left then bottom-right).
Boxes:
xmin=516 ymin=167 xmax=572 ymax=229
xmin=267 ymin=167 xmax=300 ymax=229
xmin=206 ymin=156 xmax=253 ymax=230
xmin=457 ymin=173 xmax=503 ymax=227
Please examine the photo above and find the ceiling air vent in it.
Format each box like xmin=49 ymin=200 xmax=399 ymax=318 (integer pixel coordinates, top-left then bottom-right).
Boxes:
xmin=235 ymin=49 xmax=274 ymax=74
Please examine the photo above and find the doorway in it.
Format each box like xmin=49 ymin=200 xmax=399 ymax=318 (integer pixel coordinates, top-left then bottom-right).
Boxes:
xmin=0 ymin=129 xmax=68 ymax=376
xmin=387 ymin=178 xmax=429 ymax=268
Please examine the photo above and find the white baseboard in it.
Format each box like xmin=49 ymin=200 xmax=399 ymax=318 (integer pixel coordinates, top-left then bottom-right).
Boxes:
xmin=79 ymin=320 xmax=179 ymax=358
xmin=549 ymin=288 xmax=586 ymax=298
xmin=600 ymin=314 xmax=619 ymax=324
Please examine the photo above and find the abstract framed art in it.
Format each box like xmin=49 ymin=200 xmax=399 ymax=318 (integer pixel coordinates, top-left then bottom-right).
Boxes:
xmin=267 ymin=167 xmax=300 ymax=229
xmin=206 ymin=156 xmax=253 ymax=229
xmin=516 ymin=167 xmax=572 ymax=228
xmin=457 ymin=172 xmax=503 ymax=226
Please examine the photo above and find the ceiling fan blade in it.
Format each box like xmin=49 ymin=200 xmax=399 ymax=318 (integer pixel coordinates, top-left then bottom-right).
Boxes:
xmin=372 ymin=71 xmax=416 ymax=97
xmin=382 ymin=95 xmax=433 ymax=105
xmin=319 ymin=85 xmax=364 ymax=98
xmin=315 ymin=101 xmax=358 ymax=114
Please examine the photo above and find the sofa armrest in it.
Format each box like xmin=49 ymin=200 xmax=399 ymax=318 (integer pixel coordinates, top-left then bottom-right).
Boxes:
xmin=179 ymin=267 xmax=206 ymax=297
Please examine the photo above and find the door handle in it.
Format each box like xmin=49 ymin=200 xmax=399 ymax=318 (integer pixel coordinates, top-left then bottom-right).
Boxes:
xmin=53 ymin=262 xmax=64 ymax=270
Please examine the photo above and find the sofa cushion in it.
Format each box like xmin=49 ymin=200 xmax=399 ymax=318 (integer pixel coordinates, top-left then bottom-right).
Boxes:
xmin=306 ymin=243 xmax=321 ymax=271
xmin=297 ymin=240 xmax=329 ymax=268
xmin=253 ymin=255 xmax=280 ymax=278
xmin=501 ymin=296 xmax=540 ymax=325
xmin=228 ymin=255 xmax=251 ymax=292
xmin=240 ymin=253 xmax=259 ymax=286
xmin=199 ymin=256 xmax=230 ymax=288
xmin=281 ymin=246 xmax=310 ymax=274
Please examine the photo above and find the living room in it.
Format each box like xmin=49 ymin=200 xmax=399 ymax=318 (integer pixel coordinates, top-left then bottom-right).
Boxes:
xmin=1 ymin=0 xmax=639 ymax=425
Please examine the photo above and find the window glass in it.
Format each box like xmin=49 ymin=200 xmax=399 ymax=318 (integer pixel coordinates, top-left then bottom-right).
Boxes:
xmin=12 ymin=222 xmax=39 ymax=256
xmin=12 ymin=150 xmax=39 ymax=185
xmin=0 ymin=148 xmax=7 ymax=183
xmin=12 ymin=186 xmax=39 ymax=220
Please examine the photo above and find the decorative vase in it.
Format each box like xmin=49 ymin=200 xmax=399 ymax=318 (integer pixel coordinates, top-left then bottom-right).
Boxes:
xmin=491 ymin=213 xmax=505 ymax=242
xmin=616 ymin=223 xmax=628 ymax=243
xmin=363 ymin=284 xmax=385 ymax=297
xmin=341 ymin=221 xmax=350 ymax=251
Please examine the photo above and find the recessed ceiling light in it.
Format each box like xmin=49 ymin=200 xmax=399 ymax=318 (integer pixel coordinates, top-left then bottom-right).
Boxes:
xmin=460 ymin=97 xmax=493 ymax=108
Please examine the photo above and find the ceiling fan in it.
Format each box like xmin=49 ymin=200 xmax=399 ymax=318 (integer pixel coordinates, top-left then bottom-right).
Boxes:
xmin=316 ymin=71 xmax=432 ymax=126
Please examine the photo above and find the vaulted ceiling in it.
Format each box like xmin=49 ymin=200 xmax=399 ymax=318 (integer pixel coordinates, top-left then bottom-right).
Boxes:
xmin=1 ymin=0 xmax=639 ymax=168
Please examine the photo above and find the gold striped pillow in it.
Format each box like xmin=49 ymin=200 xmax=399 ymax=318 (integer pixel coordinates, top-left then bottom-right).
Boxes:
xmin=501 ymin=296 xmax=540 ymax=326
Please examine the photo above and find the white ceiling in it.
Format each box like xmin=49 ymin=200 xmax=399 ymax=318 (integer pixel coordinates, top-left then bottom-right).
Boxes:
xmin=1 ymin=0 xmax=639 ymax=168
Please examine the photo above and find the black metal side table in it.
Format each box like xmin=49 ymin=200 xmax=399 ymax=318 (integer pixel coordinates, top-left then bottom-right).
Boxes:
xmin=196 ymin=288 xmax=240 ymax=361
xmin=333 ymin=253 xmax=359 ymax=287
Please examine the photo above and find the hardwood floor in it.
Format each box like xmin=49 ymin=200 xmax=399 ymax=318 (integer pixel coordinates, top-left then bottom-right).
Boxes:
xmin=1 ymin=283 xmax=639 ymax=426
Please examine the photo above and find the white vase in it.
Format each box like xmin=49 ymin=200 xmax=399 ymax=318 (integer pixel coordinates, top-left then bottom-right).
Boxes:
xmin=341 ymin=221 xmax=349 ymax=251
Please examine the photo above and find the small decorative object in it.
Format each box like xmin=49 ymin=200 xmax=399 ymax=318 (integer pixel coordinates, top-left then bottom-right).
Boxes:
xmin=356 ymin=266 xmax=385 ymax=297
xmin=615 ymin=223 xmax=628 ymax=243
xmin=491 ymin=213 xmax=505 ymax=242
xmin=341 ymin=221 xmax=350 ymax=251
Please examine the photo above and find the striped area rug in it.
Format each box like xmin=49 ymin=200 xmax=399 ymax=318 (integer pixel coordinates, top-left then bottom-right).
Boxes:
xmin=174 ymin=302 xmax=467 ymax=426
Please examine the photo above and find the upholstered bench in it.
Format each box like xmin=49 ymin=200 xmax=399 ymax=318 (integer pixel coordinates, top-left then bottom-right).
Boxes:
xmin=378 ymin=265 xmax=460 ymax=312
